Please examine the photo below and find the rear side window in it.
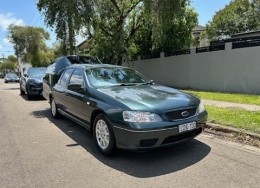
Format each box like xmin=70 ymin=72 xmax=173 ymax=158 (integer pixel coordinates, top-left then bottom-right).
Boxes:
xmin=69 ymin=69 xmax=84 ymax=85
xmin=59 ymin=68 xmax=74 ymax=87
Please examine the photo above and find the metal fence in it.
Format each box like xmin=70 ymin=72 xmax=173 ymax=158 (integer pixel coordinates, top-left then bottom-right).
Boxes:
xmin=141 ymin=53 xmax=160 ymax=60
xmin=165 ymin=49 xmax=191 ymax=57
xmin=196 ymin=44 xmax=225 ymax=53
xmin=232 ymin=39 xmax=260 ymax=49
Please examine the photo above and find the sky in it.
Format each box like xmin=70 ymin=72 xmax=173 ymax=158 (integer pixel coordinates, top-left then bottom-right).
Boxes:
xmin=0 ymin=0 xmax=231 ymax=58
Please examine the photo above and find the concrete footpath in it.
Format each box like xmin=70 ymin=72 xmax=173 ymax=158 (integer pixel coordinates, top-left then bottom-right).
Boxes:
xmin=201 ymin=99 xmax=260 ymax=140
xmin=202 ymin=99 xmax=260 ymax=111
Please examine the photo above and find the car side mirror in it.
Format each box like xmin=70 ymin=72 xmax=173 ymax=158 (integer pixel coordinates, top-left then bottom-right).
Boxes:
xmin=23 ymin=73 xmax=28 ymax=77
xmin=67 ymin=84 xmax=85 ymax=93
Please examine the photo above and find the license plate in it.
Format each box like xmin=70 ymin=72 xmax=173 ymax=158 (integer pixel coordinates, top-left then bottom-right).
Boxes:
xmin=179 ymin=122 xmax=196 ymax=133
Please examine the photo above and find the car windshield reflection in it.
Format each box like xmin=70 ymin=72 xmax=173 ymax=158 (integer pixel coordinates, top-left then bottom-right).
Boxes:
xmin=85 ymin=67 xmax=149 ymax=88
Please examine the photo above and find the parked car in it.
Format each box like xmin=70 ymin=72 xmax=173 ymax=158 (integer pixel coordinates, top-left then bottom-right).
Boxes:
xmin=4 ymin=73 xmax=19 ymax=83
xmin=20 ymin=67 xmax=47 ymax=100
xmin=48 ymin=64 xmax=208 ymax=156
xmin=42 ymin=55 xmax=102 ymax=101
xmin=0 ymin=72 xmax=4 ymax=78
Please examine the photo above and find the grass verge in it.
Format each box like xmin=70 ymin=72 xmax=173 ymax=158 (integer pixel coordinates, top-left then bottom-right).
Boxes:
xmin=182 ymin=90 xmax=260 ymax=105
xmin=206 ymin=105 xmax=260 ymax=134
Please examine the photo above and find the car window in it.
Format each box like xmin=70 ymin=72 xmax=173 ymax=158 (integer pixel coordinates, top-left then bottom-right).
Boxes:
xmin=55 ymin=57 xmax=70 ymax=74
xmin=27 ymin=68 xmax=47 ymax=77
xmin=85 ymin=67 xmax=149 ymax=88
xmin=59 ymin=68 xmax=74 ymax=87
xmin=69 ymin=69 xmax=84 ymax=85
xmin=46 ymin=64 xmax=54 ymax=74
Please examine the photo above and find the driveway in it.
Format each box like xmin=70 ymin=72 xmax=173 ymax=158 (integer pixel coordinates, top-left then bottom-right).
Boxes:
xmin=0 ymin=79 xmax=259 ymax=188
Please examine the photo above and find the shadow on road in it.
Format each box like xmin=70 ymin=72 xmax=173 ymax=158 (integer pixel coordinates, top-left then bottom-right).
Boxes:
xmin=31 ymin=108 xmax=211 ymax=178
xmin=2 ymin=86 xmax=20 ymax=90
xmin=20 ymin=94 xmax=46 ymax=101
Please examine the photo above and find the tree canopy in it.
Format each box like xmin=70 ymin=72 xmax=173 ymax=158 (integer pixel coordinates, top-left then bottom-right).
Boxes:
xmin=38 ymin=0 xmax=197 ymax=64
xmin=206 ymin=0 xmax=260 ymax=40
xmin=8 ymin=25 xmax=50 ymax=67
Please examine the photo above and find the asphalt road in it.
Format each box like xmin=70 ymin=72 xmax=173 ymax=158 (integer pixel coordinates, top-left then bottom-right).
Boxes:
xmin=0 ymin=79 xmax=259 ymax=188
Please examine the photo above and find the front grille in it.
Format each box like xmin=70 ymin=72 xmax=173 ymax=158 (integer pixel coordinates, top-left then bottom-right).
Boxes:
xmin=165 ymin=108 xmax=196 ymax=121
xmin=140 ymin=139 xmax=158 ymax=147
xmin=162 ymin=128 xmax=202 ymax=145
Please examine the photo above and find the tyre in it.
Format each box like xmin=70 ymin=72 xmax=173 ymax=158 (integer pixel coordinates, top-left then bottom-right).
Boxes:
xmin=51 ymin=97 xmax=60 ymax=119
xmin=26 ymin=89 xmax=32 ymax=100
xmin=93 ymin=114 xmax=116 ymax=156
xmin=20 ymin=85 xmax=25 ymax=95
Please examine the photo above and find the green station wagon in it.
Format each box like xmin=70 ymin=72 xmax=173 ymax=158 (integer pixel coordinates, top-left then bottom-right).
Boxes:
xmin=48 ymin=64 xmax=207 ymax=155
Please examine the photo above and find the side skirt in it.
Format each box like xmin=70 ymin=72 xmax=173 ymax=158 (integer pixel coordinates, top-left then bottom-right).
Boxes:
xmin=58 ymin=109 xmax=91 ymax=131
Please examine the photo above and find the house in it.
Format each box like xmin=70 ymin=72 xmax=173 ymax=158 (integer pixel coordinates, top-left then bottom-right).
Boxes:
xmin=192 ymin=25 xmax=209 ymax=47
xmin=77 ymin=40 xmax=89 ymax=54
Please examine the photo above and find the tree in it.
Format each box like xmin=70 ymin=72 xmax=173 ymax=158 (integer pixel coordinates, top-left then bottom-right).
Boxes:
xmin=0 ymin=61 xmax=16 ymax=72
xmin=8 ymin=25 xmax=50 ymax=67
xmin=37 ymin=0 xmax=93 ymax=55
xmin=7 ymin=55 xmax=17 ymax=63
xmin=206 ymin=0 xmax=260 ymax=40
xmin=38 ymin=0 xmax=194 ymax=64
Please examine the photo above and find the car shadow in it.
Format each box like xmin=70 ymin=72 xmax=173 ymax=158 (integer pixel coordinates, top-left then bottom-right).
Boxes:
xmin=2 ymin=86 xmax=20 ymax=90
xmin=20 ymin=94 xmax=46 ymax=101
xmin=31 ymin=108 xmax=211 ymax=178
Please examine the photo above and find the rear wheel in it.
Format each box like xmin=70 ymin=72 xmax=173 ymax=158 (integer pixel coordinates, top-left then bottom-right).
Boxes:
xmin=93 ymin=114 xmax=116 ymax=156
xmin=51 ymin=97 xmax=60 ymax=119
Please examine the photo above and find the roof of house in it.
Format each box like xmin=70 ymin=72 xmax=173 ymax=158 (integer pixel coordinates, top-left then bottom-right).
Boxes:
xmin=192 ymin=25 xmax=206 ymax=32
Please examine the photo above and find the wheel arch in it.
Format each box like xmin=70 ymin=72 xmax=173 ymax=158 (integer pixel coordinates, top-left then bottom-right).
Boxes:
xmin=90 ymin=109 xmax=106 ymax=136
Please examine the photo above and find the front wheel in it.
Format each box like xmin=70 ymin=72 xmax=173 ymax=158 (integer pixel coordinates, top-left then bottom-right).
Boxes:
xmin=20 ymin=85 xmax=25 ymax=95
xmin=51 ymin=97 xmax=60 ymax=119
xmin=93 ymin=114 xmax=116 ymax=156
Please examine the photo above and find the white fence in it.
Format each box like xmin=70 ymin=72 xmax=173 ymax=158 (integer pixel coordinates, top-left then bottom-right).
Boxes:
xmin=124 ymin=43 xmax=260 ymax=94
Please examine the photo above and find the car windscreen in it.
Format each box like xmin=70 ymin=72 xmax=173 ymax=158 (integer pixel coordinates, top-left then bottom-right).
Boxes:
xmin=7 ymin=73 xmax=18 ymax=78
xmin=27 ymin=68 xmax=47 ymax=77
xmin=85 ymin=67 xmax=149 ymax=88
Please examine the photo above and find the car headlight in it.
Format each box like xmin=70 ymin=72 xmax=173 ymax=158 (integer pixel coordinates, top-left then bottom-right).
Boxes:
xmin=123 ymin=111 xmax=163 ymax=123
xmin=197 ymin=102 xmax=205 ymax=114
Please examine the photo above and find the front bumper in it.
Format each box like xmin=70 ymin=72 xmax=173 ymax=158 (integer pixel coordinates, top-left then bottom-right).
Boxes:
xmin=113 ymin=111 xmax=207 ymax=150
xmin=27 ymin=83 xmax=43 ymax=95
xmin=5 ymin=79 xmax=19 ymax=82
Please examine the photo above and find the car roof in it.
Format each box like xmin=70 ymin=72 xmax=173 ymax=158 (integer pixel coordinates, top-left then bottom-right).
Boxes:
xmin=67 ymin=64 xmax=125 ymax=70
xmin=28 ymin=67 xmax=47 ymax=69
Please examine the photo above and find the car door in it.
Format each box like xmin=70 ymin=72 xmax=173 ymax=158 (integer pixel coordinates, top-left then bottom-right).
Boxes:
xmin=65 ymin=68 xmax=93 ymax=125
xmin=53 ymin=68 xmax=74 ymax=112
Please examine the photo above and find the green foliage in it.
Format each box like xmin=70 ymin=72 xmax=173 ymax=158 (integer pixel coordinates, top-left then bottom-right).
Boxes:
xmin=206 ymin=105 xmax=260 ymax=133
xmin=0 ymin=61 xmax=16 ymax=71
xmin=7 ymin=55 xmax=17 ymax=63
xmin=86 ymin=0 xmax=145 ymax=64
xmin=143 ymin=0 xmax=197 ymax=52
xmin=8 ymin=25 xmax=50 ymax=67
xmin=38 ymin=0 xmax=196 ymax=64
xmin=182 ymin=89 xmax=260 ymax=106
xmin=206 ymin=0 xmax=260 ymax=39
xmin=38 ymin=0 xmax=93 ymax=55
